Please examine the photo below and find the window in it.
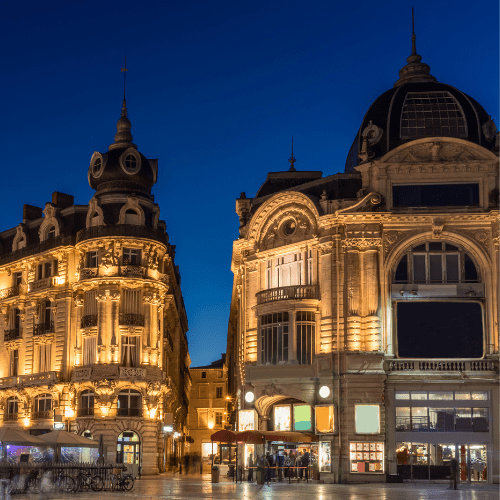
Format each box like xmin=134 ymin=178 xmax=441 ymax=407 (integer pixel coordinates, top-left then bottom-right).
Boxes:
xmin=37 ymin=260 xmax=58 ymax=280
xmin=296 ymin=311 xmax=314 ymax=365
xmin=34 ymin=393 xmax=52 ymax=413
xmin=117 ymin=389 xmax=142 ymax=417
xmin=116 ymin=430 xmax=140 ymax=465
xmin=83 ymin=336 xmax=97 ymax=366
xmin=293 ymin=404 xmax=312 ymax=431
xmin=92 ymin=157 xmax=102 ymax=175
xmin=217 ymin=370 xmax=223 ymax=378
xmin=215 ymin=411 xmax=223 ymax=427
xmin=201 ymin=372 xmax=207 ymax=379
xmin=394 ymin=242 xmax=478 ymax=284
xmin=14 ymin=272 xmax=22 ymax=286
xmin=79 ymin=390 xmax=94 ymax=417
xmin=46 ymin=226 xmax=56 ymax=240
xmin=9 ymin=350 xmax=18 ymax=377
xmin=124 ymin=209 xmax=140 ymax=225
xmin=273 ymin=405 xmax=291 ymax=431
xmin=7 ymin=397 xmax=19 ymax=418
xmin=82 ymin=290 xmax=98 ymax=328
xmin=215 ymin=387 xmax=223 ymax=399
xmin=121 ymin=336 xmax=139 ymax=367
xmin=198 ymin=409 xmax=209 ymax=428
xmin=86 ymin=251 xmax=98 ymax=268
xmin=400 ymin=91 xmax=467 ymax=139
xmin=36 ymin=344 xmax=52 ymax=372
xmin=355 ymin=405 xmax=380 ymax=434
xmin=265 ymin=251 xmax=313 ymax=289
xmin=123 ymin=248 xmax=141 ymax=266
xmin=10 ymin=307 xmax=20 ymax=331
xmin=398 ymin=407 xmax=489 ymax=432
xmin=119 ymin=290 xmax=144 ymax=326
xmin=82 ymin=430 xmax=93 ymax=439
xmin=260 ymin=312 xmax=289 ymax=364
xmin=124 ymin=154 xmax=137 ymax=172
xmin=315 ymin=405 xmax=334 ymax=433
xmin=393 ymin=183 xmax=479 ymax=208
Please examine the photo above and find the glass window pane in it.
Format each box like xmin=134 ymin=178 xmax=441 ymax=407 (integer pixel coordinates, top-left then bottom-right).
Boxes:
xmin=396 ymin=407 xmax=410 ymax=431
xmin=429 ymin=392 xmax=453 ymax=400
xmin=455 ymin=392 xmax=471 ymax=400
xmin=413 ymin=255 xmax=426 ymax=282
xmin=471 ymin=392 xmax=488 ymax=400
xmin=395 ymin=392 xmax=410 ymax=400
xmin=430 ymin=408 xmax=454 ymax=431
xmin=455 ymin=408 xmax=472 ymax=431
xmin=274 ymin=405 xmax=291 ymax=431
xmin=411 ymin=407 xmax=428 ymax=430
xmin=411 ymin=392 xmax=427 ymax=400
xmin=429 ymin=254 xmax=442 ymax=281
xmin=472 ymin=408 xmax=489 ymax=432
xmin=446 ymin=254 xmax=459 ymax=282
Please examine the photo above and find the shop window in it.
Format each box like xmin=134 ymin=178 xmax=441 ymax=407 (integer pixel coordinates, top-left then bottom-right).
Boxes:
xmin=116 ymin=430 xmax=140 ymax=465
xmin=411 ymin=407 xmax=429 ymax=431
xmin=117 ymin=390 xmax=142 ymax=417
xmin=293 ymin=404 xmax=312 ymax=431
xmin=354 ymin=405 xmax=380 ymax=434
xmin=273 ymin=405 xmax=291 ymax=431
xmin=260 ymin=312 xmax=289 ymax=365
xmin=315 ymin=405 xmax=334 ymax=433
xmin=350 ymin=442 xmax=384 ymax=473
xmin=472 ymin=408 xmax=489 ymax=432
xmin=455 ymin=408 xmax=473 ymax=431
xmin=296 ymin=311 xmax=314 ymax=365
xmin=396 ymin=407 xmax=410 ymax=431
xmin=319 ymin=442 xmax=331 ymax=472
xmin=238 ymin=410 xmax=256 ymax=431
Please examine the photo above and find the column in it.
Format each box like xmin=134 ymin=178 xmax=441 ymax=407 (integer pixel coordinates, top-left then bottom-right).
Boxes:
xmin=74 ymin=294 xmax=84 ymax=366
xmin=150 ymin=295 xmax=159 ymax=366
xmin=142 ymin=293 xmax=151 ymax=364
xmin=96 ymin=291 xmax=107 ymax=363
xmin=288 ymin=310 xmax=296 ymax=363
xmin=345 ymin=245 xmax=361 ymax=351
xmin=109 ymin=290 xmax=120 ymax=363
xmin=363 ymin=248 xmax=381 ymax=351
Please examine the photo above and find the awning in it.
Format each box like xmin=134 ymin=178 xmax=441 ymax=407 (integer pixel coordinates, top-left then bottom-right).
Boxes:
xmin=0 ymin=427 xmax=47 ymax=446
xmin=236 ymin=430 xmax=318 ymax=444
xmin=210 ymin=429 xmax=238 ymax=443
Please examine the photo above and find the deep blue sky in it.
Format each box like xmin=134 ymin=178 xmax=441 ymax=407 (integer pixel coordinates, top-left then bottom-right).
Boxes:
xmin=1 ymin=0 xmax=498 ymax=367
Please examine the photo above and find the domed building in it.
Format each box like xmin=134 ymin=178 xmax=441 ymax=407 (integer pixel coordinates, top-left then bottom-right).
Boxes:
xmin=227 ymin=29 xmax=499 ymax=484
xmin=0 ymin=97 xmax=191 ymax=474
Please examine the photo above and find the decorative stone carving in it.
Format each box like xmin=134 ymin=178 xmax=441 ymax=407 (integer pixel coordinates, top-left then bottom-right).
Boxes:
xmin=432 ymin=218 xmax=444 ymax=239
xmin=94 ymin=378 xmax=116 ymax=396
xmin=317 ymin=242 xmax=333 ymax=255
xmin=147 ymin=381 xmax=162 ymax=398
xmin=145 ymin=246 xmax=159 ymax=271
xmin=86 ymin=196 xmax=105 ymax=228
xmin=101 ymin=245 xmax=118 ymax=269
xmin=261 ymin=383 xmax=283 ymax=397
xmin=342 ymin=238 xmax=382 ymax=250
xmin=12 ymin=224 xmax=29 ymax=252
xmin=109 ymin=290 xmax=120 ymax=302
xmin=336 ymin=192 xmax=382 ymax=214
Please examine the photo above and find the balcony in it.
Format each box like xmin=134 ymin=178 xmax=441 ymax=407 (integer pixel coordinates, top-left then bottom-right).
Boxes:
xmin=72 ymin=364 xmax=165 ymax=382
xmin=80 ymin=268 xmax=98 ymax=279
xmin=119 ymin=313 xmax=145 ymax=327
xmin=29 ymin=277 xmax=54 ymax=292
xmin=33 ymin=321 xmax=54 ymax=336
xmin=0 ymin=286 xmax=20 ymax=300
xmin=386 ymin=359 xmax=498 ymax=373
xmin=4 ymin=328 xmax=21 ymax=341
xmin=76 ymin=224 xmax=168 ymax=245
xmin=3 ymin=413 xmax=18 ymax=421
xmin=116 ymin=408 xmax=142 ymax=417
xmin=18 ymin=371 xmax=58 ymax=387
xmin=77 ymin=408 xmax=94 ymax=417
xmin=32 ymin=410 xmax=52 ymax=420
xmin=81 ymin=315 xmax=98 ymax=328
xmin=256 ymin=285 xmax=319 ymax=305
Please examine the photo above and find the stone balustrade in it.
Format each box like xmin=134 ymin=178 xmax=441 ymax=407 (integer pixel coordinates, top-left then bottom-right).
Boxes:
xmin=256 ymin=285 xmax=319 ymax=305
xmin=386 ymin=359 xmax=498 ymax=373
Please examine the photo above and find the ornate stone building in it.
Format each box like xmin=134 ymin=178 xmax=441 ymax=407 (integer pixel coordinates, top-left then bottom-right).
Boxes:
xmin=0 ymin=99 xmax=191 ymax=474
xmin=227 ymin=33 xmax=499 ymax=483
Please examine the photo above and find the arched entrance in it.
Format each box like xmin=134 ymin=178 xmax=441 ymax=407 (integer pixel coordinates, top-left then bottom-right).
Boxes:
xmin=116 ymin=430 xmax=140 ymax=465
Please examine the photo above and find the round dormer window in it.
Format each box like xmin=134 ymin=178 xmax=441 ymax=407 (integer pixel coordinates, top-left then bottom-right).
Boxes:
xmin=281 ymin=219 xmax=296 ymax=236
xmin=120 ymin=148 xmax=141 ymax=175
xmin=89 ymin=152 xmax=106 ymax=178
xmin=92 ymin=158 xmax=102 ymax=175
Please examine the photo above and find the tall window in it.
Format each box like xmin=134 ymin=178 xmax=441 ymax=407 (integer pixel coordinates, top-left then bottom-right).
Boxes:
xmin=46 ymin=226 xmax=56 ymax=240
xmin=123 ymin=248 xmax=141 ymax=266
xmin=10 ymin=307 xmax=20 ymax=331
xmin=296 ymin=311 xmax=315 ymax=365
xmin=82 ymin=290 xmax=98 ymax=328
xmin=215 ymin=386 xmax=223 ymax=398
xmin=36 ymin=344 xmax=52 ymax=372
xmin=215 ymin=411 xmax=223 ymax=427
xmin=266 ymin=251 xmax=312 ymax=289
xmin=9 ymin=350 xmax=19 ymax=376
xmin=37 ymin=260 xmax=58 ymax=280
xmin=14 ymin=272 xmax=22 ymax=286
xmin=119 ymin=290 xmax=143 ymax=326
xmin=34 ymin=393 xmax=52 ymax=413
xmin=117 ymin=390 xmax=142 ymax=417
xmin=394 ymin=242 xmax=479 ymax=283
xmin=121 ymin=336 xmax=139 ymax=367
xmin=86 ymin=251 xmax=98 ymax=268
xmin=83 ymin=337 xmax=97 ymax=366
xmin=7 ymin=396 xmax=19 ymax=417
xmin=79 ymin=390 xmax=95 ymax=417
xmin=260 ymin=312 xmax=289 ymax=364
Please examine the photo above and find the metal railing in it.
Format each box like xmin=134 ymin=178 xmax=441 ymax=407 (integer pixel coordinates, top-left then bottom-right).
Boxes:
xmin=0 ymin=286 xmax=20 ymax=299
xmin=386 ymin=359 xmax=497 ymax=373
xmin=119 ymin=313 xmax=144 ymax=327
xmin=4 ymin=329 xmax=21 ymax=341
xmin=81 ymin=315 xmax=98 ymax=328
xmin=33 ymin=321 xmax=55 ymax=336
xmin=3 ymin=413 xmax=18 ymax=421
xmin=80 ymin=268 xmax=98 ymax=279
xmin=77 ymin=408 xmax=95 ymax=417
xmin=116 ymin=408 xmax=142 ymax=417
xmin=256 ymin=285 xmax=319 ymax=305
xmin=32 ymin=410 xmax=53 ymax=420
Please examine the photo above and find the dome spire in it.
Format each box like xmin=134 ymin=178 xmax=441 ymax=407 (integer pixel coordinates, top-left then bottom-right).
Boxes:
xmin=109 ymin=57 xmax=136 ymax=150
xmin=393 ymin=8 xmax=437 ymax=87
xmin=288 ymin=136 xmax=296 ymax=171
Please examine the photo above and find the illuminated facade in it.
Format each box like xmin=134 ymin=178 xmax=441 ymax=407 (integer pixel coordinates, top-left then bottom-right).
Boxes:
xmin=0 ymin=99 xmax=191 ymax=474
xmin=186 ymin=355 xmax=229 ymax=467
xmin=227 ymin=35 xmax=499 ymax=483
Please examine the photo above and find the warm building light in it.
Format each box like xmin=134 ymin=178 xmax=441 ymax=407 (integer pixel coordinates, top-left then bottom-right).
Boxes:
xmin=208 ymin=422 xmax=214 ymax=429
xmin=245 ymin=391 xmax=254 ymax=403
xmin=54 ymin=276 xmax=66 ymax=285
xmin=225 ymin=396 xmax=231 ymax=400
xmin=100 ymin=406 xmax=109 ymax=416
xmin=65 ymin=408 xmax=75 ymax=418
xmin=149 ymin=407 xmax=157 ymax=419
xmin=23 ymin=418 xmax=30 ymax=427
xmin=319 ymin=386 xmax=330 ymax=398
xmin=173 ymin=432 xmax=180 ymax=439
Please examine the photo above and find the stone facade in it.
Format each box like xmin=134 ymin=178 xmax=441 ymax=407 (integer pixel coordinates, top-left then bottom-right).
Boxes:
xmin=0 ymin=100 xmax=191 ymax=475
xmin=226 ymin=35 xmax=499 ymax=483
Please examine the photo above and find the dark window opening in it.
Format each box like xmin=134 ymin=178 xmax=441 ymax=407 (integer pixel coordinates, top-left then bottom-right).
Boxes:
xmin=396 ymin=302 xmax=483 ymax=358
xmin=393 ymin=184 xmax=479 ymax=207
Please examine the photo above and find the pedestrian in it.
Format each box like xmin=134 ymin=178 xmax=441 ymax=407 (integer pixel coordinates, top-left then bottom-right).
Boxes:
xmin=301 ymin=450 xmax=310 ymax=481
xmin=449 ymin=458 xmax=458 ymax=489
xmin=265 ymin=451 xmax=273 ymax=483
xmin=183 ymin=453 xmax=191 ymax=475
xmin=297 ymin=452 xmax=303 ymax=479
xmin=248 ymin=453 xmax=254 ymax=482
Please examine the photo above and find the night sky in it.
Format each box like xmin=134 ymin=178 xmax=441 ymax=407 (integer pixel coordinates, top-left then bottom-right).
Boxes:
xmin=1 ymin=1 xmax=498 ymax=367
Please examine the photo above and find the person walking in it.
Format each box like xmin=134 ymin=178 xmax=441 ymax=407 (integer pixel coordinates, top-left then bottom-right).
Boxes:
xmin=247 ymin=454 xmax=254 ymax=482
xmin=449 ymin=458 xmax=458 ymax=489
xmin=301 ymin=450 xmax=310 ymax=481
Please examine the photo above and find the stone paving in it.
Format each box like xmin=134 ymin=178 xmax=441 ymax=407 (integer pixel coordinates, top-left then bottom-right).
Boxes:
xmin=16 ymin=473 xmax=500 ymax=500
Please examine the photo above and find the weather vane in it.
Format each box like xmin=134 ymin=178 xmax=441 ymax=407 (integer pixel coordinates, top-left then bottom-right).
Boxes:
xmin=288 ymin=136 xmax=297 ymax=171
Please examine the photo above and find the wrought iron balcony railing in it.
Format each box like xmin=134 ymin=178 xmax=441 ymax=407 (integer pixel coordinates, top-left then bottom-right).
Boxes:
xmin=256 ymin=285 xmax=319 ymax=305
xmin=32 ymin=410 xmax=52 ymax=420
xmin=4 ymin=328 xmax=21 ymax=341
xmin=116 ymin=408 xmax=142 ymax=417
xmin=3 ymin=413 xmax=18 ymax=421
xmin=119 ymin=313 xmax=145 ymax=327
xmin=80 ymin=268 xmax=98 ymax=279
xmin=0 ymin=286 xmax=20 ymax=300
xmin=76 ymin=224 xmax=168 ymax=245
xmin=33 ymin=321 xmax=55 ymax=336
xmin=77 ymin=408 xmax=95 ymax=417
xmin=81 ymin=315 xmax=98 ymax=328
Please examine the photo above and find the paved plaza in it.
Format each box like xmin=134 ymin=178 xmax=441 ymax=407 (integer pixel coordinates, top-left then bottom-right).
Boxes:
xmin=13 ymin=473 xmax=499 ymax=500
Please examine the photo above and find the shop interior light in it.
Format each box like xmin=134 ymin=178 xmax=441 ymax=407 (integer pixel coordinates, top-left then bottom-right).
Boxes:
xmin=245 ymin=391 xmax=255 ymax=403
xmin=208 ymin=422 xmax=214 ymax=429
xmin=163 ymin=425 xmax=174 ymax=433
xmin=319 ymin=386 xmax=330 ymax=398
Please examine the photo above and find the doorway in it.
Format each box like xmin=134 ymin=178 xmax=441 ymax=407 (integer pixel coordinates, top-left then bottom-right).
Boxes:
xmin=458 ymin=444 xmax=487 ymax=482
xmin=117 ymin=430 xmax=141 ymax=465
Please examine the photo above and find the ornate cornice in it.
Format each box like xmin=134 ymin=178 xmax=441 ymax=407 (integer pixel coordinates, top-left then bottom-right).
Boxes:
xmin=342 ymin=238 xmax=382 ymax=250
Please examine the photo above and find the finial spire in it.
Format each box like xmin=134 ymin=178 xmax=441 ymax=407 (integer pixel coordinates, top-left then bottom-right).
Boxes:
xmin=288 ymin=136 xmax=296 ymax=171
xmin=411 ymin=7 xmax=417 ymax=56
xmin=121 ymin=55 xmax=128 ymax=101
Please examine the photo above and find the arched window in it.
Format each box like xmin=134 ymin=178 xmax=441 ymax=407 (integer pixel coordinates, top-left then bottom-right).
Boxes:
xmin=79 ymin=390 xmax=95 ymax=417
xmin=116 ymin=430 xmax=140 ymax=465
xmin=46 ymin=226 xmax=56 ymax=240
xmin=81 ymin=430 xmax=93 ymax=439
xmin=117 ymin=389 xmax=142 ymax=417
xmin=124 ymin=209 xmax=140 ymax=225
xmin=393 ymin=242 xmax=479 ymax=284
xmin=33 ymin=393 xmax=52 ymax=419
xmin=6 ymin=397 xmax=19 ymax=420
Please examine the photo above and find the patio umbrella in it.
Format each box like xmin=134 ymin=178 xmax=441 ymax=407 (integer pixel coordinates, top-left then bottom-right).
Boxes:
xmin=38 ymin=430 xmax=98 ymax=463
xmin=98 ymin=434 xmax=104 ymax=464
xmin=0 ymin=427 xmax=46 ymax=446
